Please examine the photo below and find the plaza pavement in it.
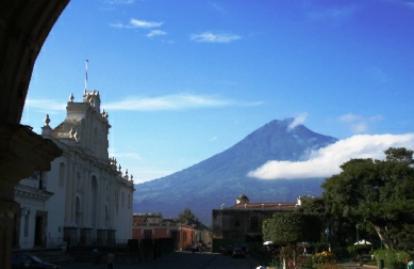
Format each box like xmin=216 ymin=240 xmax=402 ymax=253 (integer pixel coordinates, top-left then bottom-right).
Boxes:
xmin=62 ymin=251 xmax=259 ymax=269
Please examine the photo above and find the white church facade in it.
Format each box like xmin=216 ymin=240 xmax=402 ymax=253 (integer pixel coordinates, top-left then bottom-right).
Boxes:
xmin=14 ymin=90 xmax=134 ymax=249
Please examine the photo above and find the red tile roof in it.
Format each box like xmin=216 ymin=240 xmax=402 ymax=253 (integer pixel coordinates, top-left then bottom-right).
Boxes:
xmin=230 ymin=202 xmax=297 ymax=210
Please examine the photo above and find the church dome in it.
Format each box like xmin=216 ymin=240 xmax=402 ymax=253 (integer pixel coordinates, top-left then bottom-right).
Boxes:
xmin=236 ymin=194 xmax=249 ymax=205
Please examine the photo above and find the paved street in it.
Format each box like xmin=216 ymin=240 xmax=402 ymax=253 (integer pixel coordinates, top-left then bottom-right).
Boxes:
xmin=62 ymin=252 xmax=259 ymax=269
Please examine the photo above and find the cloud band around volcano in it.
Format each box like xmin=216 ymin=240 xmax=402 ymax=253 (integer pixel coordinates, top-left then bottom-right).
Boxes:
xmin=248 ymin=133 xmax=414 ymax=180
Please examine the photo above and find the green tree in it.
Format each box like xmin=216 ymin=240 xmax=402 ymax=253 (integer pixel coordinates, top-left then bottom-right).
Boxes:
xmin=263 ymin=212 xmax=322 ymax=268
xmin=178 ymin=208 xmax=199 ymax=225
xmin=322 ymin=147 xmax=414 ymax=250
xmin=263 ymin=212 xmax=304 ymax=245
xmin=298 ymin=196 xmax=326 ymax=217
xmin=385 ymin=147 xmax=413 ymax=163
xmin=297 ymin=197 xmax=327 ymax=247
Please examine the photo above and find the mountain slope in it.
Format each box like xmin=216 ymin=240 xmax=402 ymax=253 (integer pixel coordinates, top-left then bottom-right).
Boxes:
xmin=134 ymin=118 xmax=337 ymax=224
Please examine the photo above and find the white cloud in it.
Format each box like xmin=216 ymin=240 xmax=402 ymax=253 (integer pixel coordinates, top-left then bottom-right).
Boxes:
xmin=191 ymin=32 xmax=241 ymax=43
xmin=339 ymin=113 xmax=383 ymax=134
xmin=350 ymin=122 xmax=368 ymax=133
xmin=385 ymin=0 xmax=414 ymax=10
xmin=307 ymin=6 xmax=357 ymax=22
xmin=25 ymin=99 xmax=66 ymax=112
xmin=130 ymin=18 xmax=163 ymax=29
xmin=25 ymin=94 xmax=261 ymax=113
xmin=109 ymin=151 xmax=143 ymax=161
xmin=134 ymin=170 xmax=174 ymax=183
xmin=248 ymin=133 xmax=414 ymax=180
xmin=105 ymin=0 xmax=135 ymax=5
xmin=339 ymin=113 xmax=361 ymax=123
xmin=109 ymin=22 xmax=127 ymax=28
xmin=366 ymin=66 xmax=390 ymax=83
xmin=103 ymin=94 xmax=262 ymax=111
xmin=288 ymin=113 xmax=308 ymax=130
xmin=208 ymin=1 xmax=226 ymax=14
xmin=110 ymin=18 xmax=163 ymax=29
xmin=405 ymin=1 xmax=414 ymax=9
xmin=147 ymin=29 xmax=167 ymax=38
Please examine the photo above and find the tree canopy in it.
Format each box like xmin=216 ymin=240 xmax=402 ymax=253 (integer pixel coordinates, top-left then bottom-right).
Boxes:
xmin=263 ymin=212 xmax=322 ymax=245
xmin=263 ymin=212 xmax=304 ymax=245
xmin=322 ymin=147 xmax=414 ymax=250
xmin=178 ymin=208 xmax=199 ymax=225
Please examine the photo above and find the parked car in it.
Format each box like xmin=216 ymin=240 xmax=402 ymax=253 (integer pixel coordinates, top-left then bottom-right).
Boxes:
xmin=191 ymin=244 xmax=200 ymax=253
xmin=232 ymin=247 xmax=246 ymax=258
xmin=12 ymin=253 xmax=60 ymax=269
xmin=219 ymin=245 xmax=233 ymax=256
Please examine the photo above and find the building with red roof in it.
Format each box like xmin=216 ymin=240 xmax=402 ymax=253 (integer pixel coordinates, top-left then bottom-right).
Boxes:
xmin=212 ymin=194 xmax=301 ymax=250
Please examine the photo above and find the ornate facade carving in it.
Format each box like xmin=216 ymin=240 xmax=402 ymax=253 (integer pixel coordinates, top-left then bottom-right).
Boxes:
xmin=14 ymin=91 xmax=134 ymax=249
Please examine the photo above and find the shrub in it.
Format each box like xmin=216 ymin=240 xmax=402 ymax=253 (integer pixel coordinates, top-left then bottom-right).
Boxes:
xmin=347 ymin=244 xmax=371 ymax=257
xmin=313 ymin=251 xmax=335 ymax=264
xmin=331 ymin=246 xmax=350 ymax=260
xmin=297 ymin=255 xmax=313 ymax=269
xmin=312 ymin=242 xmax=330 ymax=253
xmin=269 ymin=257 xmax=281 ymax=268
xmin=315 ymin=263 xmax=342 ymax=269
xmin=374 ymin=249 xmax=410 ymax=269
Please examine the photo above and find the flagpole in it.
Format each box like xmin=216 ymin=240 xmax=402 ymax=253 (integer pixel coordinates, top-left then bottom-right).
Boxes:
xmin=84 ymin=59 xmax=89 ymax=92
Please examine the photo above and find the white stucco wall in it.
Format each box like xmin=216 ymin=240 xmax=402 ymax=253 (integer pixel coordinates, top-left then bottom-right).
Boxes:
xmin=45 ymin=156 xmax=67 ymax=248
xmin=15 ymin=194 xmax=48 ymax=249
xmin=15 ymin=91 xmax=135 ymax=249
xmin=114 ymin=184 xmax=133 ymax=243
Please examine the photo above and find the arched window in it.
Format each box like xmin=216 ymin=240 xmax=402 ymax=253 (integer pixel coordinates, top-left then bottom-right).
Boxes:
xmin=23 ymin=209 xmax=30 ymax=237
xmin=250 ymin=216 xmax=259 ymax=232
xmin=94 ymin=127 xmax=98 ymax=153
xmin=105 ymin=205 xmax=110 ymax=227
xmin=76 ymin=172 xmax=81 ymax=190
xmin=234 ymin=219 xmax=241 ymax=228
xmin=115 ymin=191 xmax=119 ymax=215
xmin=59 ymin=162 xmax=65 ymax=187
xmin=75 ymin=196 xmax=82 ymax=226
xmin=38 ymin=172 xmax=46 ymax=190
xmin=91 ymin=176 xmax=98 ymax=227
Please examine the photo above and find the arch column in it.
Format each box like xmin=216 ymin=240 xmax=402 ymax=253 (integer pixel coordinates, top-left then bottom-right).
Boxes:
xmin=0 ymin=200 xmax=19 ymax=268
xmin=0 ymin=124 xmax=62 ymax=268
xmin=0 ymin=1 xmax=68 ymax=268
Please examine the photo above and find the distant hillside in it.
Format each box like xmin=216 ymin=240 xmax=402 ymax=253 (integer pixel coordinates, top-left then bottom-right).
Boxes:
xmin=134 ymin=118 xmax=337 ymax=225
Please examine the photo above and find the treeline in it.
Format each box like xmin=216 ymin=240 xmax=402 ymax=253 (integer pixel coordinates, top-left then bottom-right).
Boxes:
xmin=263 ymin=147 xmax=414 ymax=266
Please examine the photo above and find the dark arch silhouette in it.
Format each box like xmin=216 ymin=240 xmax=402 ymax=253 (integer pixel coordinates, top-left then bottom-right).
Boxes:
xmin=0 ymin=1 xmax=68 ymax=268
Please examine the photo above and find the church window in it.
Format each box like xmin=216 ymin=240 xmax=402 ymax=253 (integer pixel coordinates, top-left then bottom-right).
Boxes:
xmin=128 ymin=193 xmax=131 ymax=209
xmin=144 ymin=229 xmax=152 ymax=239
xmin=94 ymin=127 xmax=98 ymax=153
xmin=234 ymin=219 xmax=241 ymax=228
xmin=59 ymin=163 xmax=65 ymax=187
xmin=75 ymin=196 xmax=82 ymax=226
xmin=115 ymin=191 xmax=119 ymax=214
xmin=105 ymin=205 xmax=110 ymax=227
xmin=24 ymin=211 xmax=30 ymax=237
xmin=76 ymin=172 xmax=81 ymax=190
xmin=91 ymin=176 xmax=98 ymax=227
xmin=38 ymin=172 xmax=45 ymax=190
xmin=249 ymin=216 xmax=259 ymax=232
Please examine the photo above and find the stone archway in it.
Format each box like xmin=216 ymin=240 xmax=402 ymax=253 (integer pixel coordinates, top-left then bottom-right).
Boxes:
xmin=0 ymin=1 xmax=69 ymax=268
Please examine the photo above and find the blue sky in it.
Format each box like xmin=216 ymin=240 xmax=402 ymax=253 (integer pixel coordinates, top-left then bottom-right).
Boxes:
xmin=23 ymin=0 xmax=414 ymax=183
